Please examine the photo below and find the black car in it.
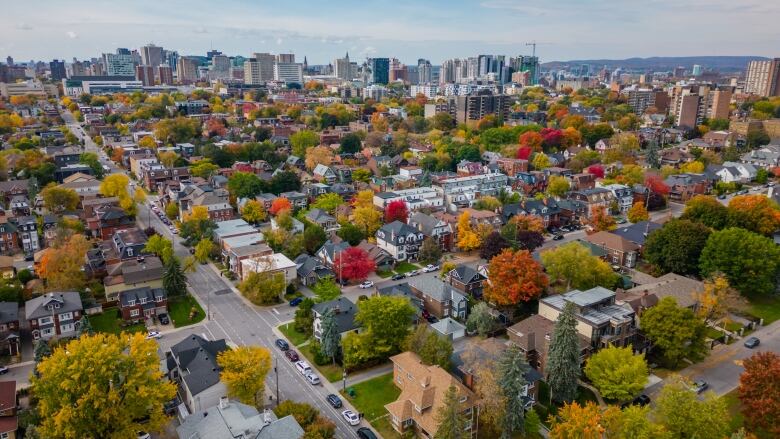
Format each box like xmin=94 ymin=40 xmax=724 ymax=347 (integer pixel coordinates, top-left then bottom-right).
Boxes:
xmin=285 ymin=350 xmax=299 ymax=362
xmin=391 ymin=273 xmax=406 ymax=281
xmin=426 ymin=315 xmax=439 ymax=324
xmin=158 ymin=313 xmax=170 ymax=325
xmin=552 ymin=234 xmax=564 ymax=241
xmin=275 ymin=339 xmax=289 ymax=351
xmin=621 ymin=394 xmax=650 ymax=409
xmin=357 ymin=427 xmax=378 ymax=439
xmin=326 ymin=394 xmax=343 ymax=408
xmin=744 ymin=337 xmax=760 ymax=348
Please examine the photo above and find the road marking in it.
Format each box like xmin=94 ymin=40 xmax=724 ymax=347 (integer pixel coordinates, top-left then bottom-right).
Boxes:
xmin=273 ymin=308 xmax=280 ymax=315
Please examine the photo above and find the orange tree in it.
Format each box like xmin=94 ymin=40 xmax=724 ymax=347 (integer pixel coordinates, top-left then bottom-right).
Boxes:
xmin=727 ymin=194 xmax=780 ymax=236
xmin=590 ymin=205 xmax=616 ymax=231
xmin=483 ymin=249 xmax=548 ymax=307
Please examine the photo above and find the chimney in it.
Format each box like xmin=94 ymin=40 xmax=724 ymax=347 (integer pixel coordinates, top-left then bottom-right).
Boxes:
xmin=219 ymin=396 xmax=228 ymax=409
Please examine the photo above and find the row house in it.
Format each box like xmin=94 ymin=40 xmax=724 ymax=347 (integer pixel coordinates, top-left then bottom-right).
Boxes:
xmin=0 ymin=220 xmax=18 ymax=255
xmin=437 ymin=171 xmax=510 ymax=211
xmin=460 ymin=208 xmax=503 ymax=231
xmin=26 ymin=292 xmax=84 ymax=340
xmin=445 ymin=264 xmax=487 ymax=298
xmin=407 ymin=276 xmax=469 ymax=320
xmin=141 ymin=164 xmax=191 ymax=191
xmin=599 ymin=184 xmax=634 ymax=214
xmin=496 ymin=158 xmax=529 ymax=177
xmin=304 ymin=209 xmax=340 ymax=233
xmin=502 ymin=198 xmax=561 ymax=227
xmin=104 ymin=256 xmax=164 ymax=302
xmin=408 ymin=212 xmax=453 ymax=252
xmin=279 ymin=191 xmax=308 ymax=210
xmin=119 ymin=286 xmax=167 ymax=322
xmin=86 ymin=206 xmax=135 ymax=240
xmin=373 ymin=187 xmax=444 ymax=212
xmin=12 ymin=216 xmax=39 ymax=255
xmin=376 ymin=221 xmax=425 ymax=262
xmin=664 ymin=174 xmax=711 ymax=202
xmin=567 ymin=188 xmax=615 ymax=218
xmin=740 ymin=144 xmax=780 ymax=169
xmin=0 ymin=302 xmax=20 ymax=356
xmin=583 ymin=231 xmax=640 ymax=268
xmin=456 ymin=160 xmax=487 ymax=176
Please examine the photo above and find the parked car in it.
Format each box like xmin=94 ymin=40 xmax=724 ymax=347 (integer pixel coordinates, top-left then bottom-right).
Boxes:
xmin=357 ymin=428 xmax=378 ymax=439
xmin=552 ymin=234 xmax=564 ymax=240
xmin=342 ymin=410 xmax=360 ymax=426
xmin=358 ymin=281 xmax=374 ymax=289
xmin=136 ymin=432 xmax=151 ymax=439
xmin=717 ymin=194 xmax=727 ymax=199
xmin=691 ymin=379 xmax=708 ymax=394
xmin=744 ymin=337 xmax=760 ymax=348
xmin=295 ymin=361 xmax=312 ymax=376
xmin=306 ymin=373 xmax=321 ymax=385
xmin=615 ymin=217 xmax=627 ymax=224
xmin=275 ymin=339 xmax=290 ymax=351
xmin=289 ymin=297 xmax=304 ymax=307
xmin=158 ymin=313 xmax=170 ymax=325
xmin=621 ymin=394 xmax=650 ymax=408
xmin=406 ymin=270 xmax=420 ymax=277
xmin=391 ymin=273 xmax=406 ymax=281
xmin=422 ymin=264 xmax=440 ymax=273
xmin=326 ymin=394 xmax=343 ymax=408
xmin=426 ymin=315 xmax=439 ymax=324
xmin=145 ymin=331 xmax=162 ymax=340
xmin=285 ymin=350 xmax=299 ymax=362
xmin=0 ymin=366 xmax=8 ymax=375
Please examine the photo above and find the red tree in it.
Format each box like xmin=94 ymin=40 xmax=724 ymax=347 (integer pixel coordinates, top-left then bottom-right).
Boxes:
xmin=483 ymin=249 xmax=548 ymax=306
xmin=269 ymin=197 xmax=292 ymax=216
xmin=385 ymin=200 xmax=409 ymax=224
xmin=644 ymin=174 xmax=670 ymax=196
xmin=586 ymin=164 xmax=605 ymax=178
xmin=333 ymin=247 xmax=376 ymax=282
xmin=516 ymin=146 xmax=533 ymax=160
xmin=540 ymin=128 xmax=563 ymax=150
xmin=518 ymin=131 xmax=543 ymax=151
xmin=739 ymin=351 xmax=780 ymax=435
xmin=206 ymin=118 xmax=227 ymax=137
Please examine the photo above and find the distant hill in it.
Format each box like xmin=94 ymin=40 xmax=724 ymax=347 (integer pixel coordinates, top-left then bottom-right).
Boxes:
xmin=542 ymin=56 xmax=768 ymax=72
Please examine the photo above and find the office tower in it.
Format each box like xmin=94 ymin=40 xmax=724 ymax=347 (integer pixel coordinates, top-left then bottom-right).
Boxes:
xmin=206 ymin=49 xmax=222 ymax=59
xmin=6 ymin=56 xmax=13 ymax=66
xmin=165 ymin=50 xmax=179 ymax=73
xmin=49 ymin=60 xmax=66 ymax=81
xmin=417 ymin=59 xmax=432 ymax=85
xmin=211 ymin=54 xmax=231 ymax=79
xmin=140 ymin=44 xmax=163 ymax=67
xmin=116 ymin=48 xmax=131 ymax=55
xmin=478 ymin=55 xmax=493 ymax=76
xmin=176 ymin=57 xmax=199 ymax=84
xmin=692 ymin=64 xmax=703 ymax=76
xmin=466 ymin=57 xmax=479 ymax=80
xmin=244 ymin=59 xmax=261 ymax=85
xmin=334 ymin=52 xmax=352 ymax=81
xmin=367 ymin=58 xmax=390 ymax=85
xmin=135 ymin=65 xmax=155 ymax=86
xmin=276 ymin=54 xmax=295 ymax=63
xmin=104 ymin=53 xmax=135 ymax=76
xmin=274 ymin=62 xmax=303 ymax=83
xmin=158 ymin=65 xmax=173 ymax=85
xmin=673 ymin=66 xmax=686 ymax=78
xmin=744 ymin=58 xmax=780 ymax=97
xmin=253 ymin=53 xmax=275 ymax=82
xmin=69 ymin=61 xmax=87 ymax=77
xmin=440 ymin=59 xmax=455 ymax=84
xmin=510 ymin=55 xmax=539 ymax=85
xmin=706 ymin=89 xmax=732 ymax=120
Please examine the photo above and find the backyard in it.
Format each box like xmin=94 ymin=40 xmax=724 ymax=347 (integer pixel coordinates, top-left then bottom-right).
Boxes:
xmin=88 ymin=309 xmax=145 ymax=335
xmin=341 ymin=373 xmax=401 ymax=438
xmin=168 ymin=294 xmax=206 ymax=328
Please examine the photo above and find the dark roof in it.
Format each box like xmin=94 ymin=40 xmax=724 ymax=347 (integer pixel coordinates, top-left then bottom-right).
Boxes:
xmin=0 ymin=302 xmax=19 ymax=325
xmin=25 ymin=292 xmax=83 ymax=320
xmin=449 ymin=265 xmax=486 ymax=285
xmin=312 ymin=297 xmax=358 ymax=334
xmin=377 ymin=221 xmax=421 ymax=245
xmin=119 ymin=286 xmax=166 ymax=307
xmin=611 ymin=221 xmax=662 ymax=246
xmin=170 ymin=335 xmax=228 ymax=397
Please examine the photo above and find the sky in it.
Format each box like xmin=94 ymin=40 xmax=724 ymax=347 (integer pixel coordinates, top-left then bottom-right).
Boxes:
xmin=2 ymin=0 xmax=779 ymax=65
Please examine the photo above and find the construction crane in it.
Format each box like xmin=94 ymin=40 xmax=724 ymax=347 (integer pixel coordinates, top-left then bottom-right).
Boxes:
xmin=526 ymin=41 xmax=538 ymax=58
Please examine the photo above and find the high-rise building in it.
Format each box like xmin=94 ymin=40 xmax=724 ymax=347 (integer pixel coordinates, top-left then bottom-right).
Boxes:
xmin=510 ymin=55 xmax=540 ymax=85
xmin=140 ymin=44 xmax=164 ymax=68
xmin=273 ymin=62 xmax=303 ymax=83
xmin=165 ymin=50 xmax=179 ymax=73
xmin=673 ymin=66 xmax=686 ymax=78
xmin=49 ymin=60 xmax=66 ymax=81
xmin=369 ymin=58 xmax=390 ymax=85
xmin=623 ymin=88 xmax=670 ymax=115
xmin=417 ymin=59 xmax=432 ymax=84
xmin=104 ymin=53 xmax=135 ymax=76
xmin=158 ymin=65 xmax=174 ymax=85
xmin=671 ymin=83 xmax=732 ymax=128
xmin=276 ymin=54 xmax=295 ymax=63
xmin=243 ymin=59 xmax=261 ymax=85
xmin=334 ymin=53 xmax=352 ymax=81
xmin=176 ymin=57 xmax=199 ymax=84
xmin=6 ymin=56 xmax=14 ymax=66
xmin=116 ymin=48 xmax=131 ymax=55
xmin=211 ymin=54 xmax=231 ymax=79
xmin=744 ymin=58 xmax=780 ymax=97
xmin=692 ymin=64 xmax=703 ymax=76
xmin=135 ymin=65 xmax=155 ymax=86
xmin=252 ymin=53 xmax=275 ymax=82
xmin=453 ymin=90 xmax=510 ymax=124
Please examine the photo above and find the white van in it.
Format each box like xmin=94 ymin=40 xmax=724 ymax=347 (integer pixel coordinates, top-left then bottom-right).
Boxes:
xmin=295 ymin=361 xmax=312 ymax=376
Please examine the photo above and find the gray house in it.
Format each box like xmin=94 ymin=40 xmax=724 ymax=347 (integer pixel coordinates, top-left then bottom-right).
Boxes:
xmin=25 ymin=292 xmax=83 ymax=340
xmin=311 ymin=297 xmax=358 ymax=341
xmin=166 ymin=334 xmax=229 ymax=413
xmin=177 ymin=397 xmax=304 ymax=439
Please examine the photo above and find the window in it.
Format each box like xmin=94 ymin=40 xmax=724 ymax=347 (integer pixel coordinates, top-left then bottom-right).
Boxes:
xmin=459 ymin=395 xmax=467 ymax=403
xmin=60 ymin=323 xmax=74 ymax=333
xmin=130 ymin=309 xmax=140 ymax=317
xmin=127 ymin=248 xmax=134 ymax=256
xmin=155 ymin=295 xmax=163 ymax=303
xmin=139 ymin=297 xmax=147 ymax=305
xmin=39 ymin=316 xmax=53 ymax=325
xmin=59 ymin=312 xmax=73 ymax=321
xmin=41 ymin=327 xmax=54 ymax=337
xmin=127 ymin=300 xmax=136 ymax=306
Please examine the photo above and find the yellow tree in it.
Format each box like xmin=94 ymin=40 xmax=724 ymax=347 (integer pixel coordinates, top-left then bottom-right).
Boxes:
xmin=510 ymin=214 xmax=546 ymax=234
xmin=532 ymin=152 xmax=551 ymax=170
xmin=186 ymin=205 xmax=210 ymax=221
xmin=99 ymin=173 xmax=131 ymax=199
xmin=627 ymin=202 xmax=649 ymax=223
xmin=304 ymin=145 xmax=334 ymax=171
xmin=353 ymin=206 xmax=382 ymax=237
xmin=38 ymin=234 xmax=92 ymax=291
xmin=32 ymin=333 xmax=175 ymax=438
xmin=353 ymin=190 xmax=374 ymax=209
xmin=41 ymin=185 xmax=80 ymax=213
xmin=217 ymin=346 xmax=272 ymax=406
xmin=680 ymin=161 xmax=705 ymax=174
xmin=138 ymin=136 xmax=157 ymax=149
xmin=457 ymin=211 xmax=481 ymax=251
xmin=549 ymin=402 xmax=605 ymax=439
xmin=158 ymin=151 xmax=179 ymax=167
xmin=241 ymin=199 xmax=267 ymax=224
xmin=693 ymin=275 xmax=744 ymax=324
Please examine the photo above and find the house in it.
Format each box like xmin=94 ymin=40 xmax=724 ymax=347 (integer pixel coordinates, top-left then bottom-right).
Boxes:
xmin=373 ymin=187 xmax=444 ymax=212
xmin=376 ymin=221 xmax=425 ymax=262
xmin=106 ymin=228 xmax=149 ymax=263
xmin=315 ymin=239 xmax=350 ymax=270
xmin=312 ymin=297 xmax=358 ymax=341
xmin=11 ymin=216 xmax=39 ymax=255
xmin=599 ymin=184 xmax=634 ymax=214
xmin=610 ymin=221 xmax=662 ymax=248
xmin=496 ymin=158 xmax=529 ymax=177
xmin=740 ymin=144 xmax=780 ymax=169
xmin=594 ymin=138 xmax=614 ymax=154
xmin=584 ymin=231 xmax=640 ymax=268
xmin=430 ymin=318 xmax=467 ymax=340
xmin=240 ymin=253 xmax=297 ymax=285
xmin=225 ymin=242 xmax=273 ymax=279
xmin=408 ymin=211 xmax=453 ymax=252
xmin=118 ymin=286 xmax=167 ymax=322
xmin=385 ymin=351 xmax=478 ymax=438
xmin=212 ymin=219 xmax=262 ymax=248
xmin=312 ymin=164 xmax=337 ymax=184
xmin=304 ymin=209 xmax=340 ymax=232
xmin=25 ymin=292 xmax=83 ymax=340
xmin=356 ymin=240 xmax=395 ymax=271
xmin=437 ymin=172 xmax=510 ymax=211
xmin=460 ymin=208 xmax=504 ymax=230
xmin=0 ymin=258 xmax=13 ymax=280
xmin=0 ymin=181 xmax=29 ymax=205
xmin=60 ymin=172 xmax=101 ymax=199
xmin=0 ymin=381 xmax=17 ymax=439
xmin=619 ymin=273 xmax=703 ymax=312
xmin=165 ymin=334 xmax=229 ymax=413
xmin=103 ymin=256 xmax=164 ymax=302
xmin=508 ymin=313 xmax=592 ymax=373
xmin=445 ymin=264 xmax=487 ymax=298
xmin=86 ymin=206 xmax=135 ymax=240
xmin=407 ymin=276 xmax=469 ymax=320
xmin=177 ymin=398 xmax=305 ymax=439
xmin=502 ymin=198 xmax=561 ymax=227
xmin=714 ymin=161 xmax=758 ymax=183
xmin=664 ymin=173 xmax=711 ymax=201
xmin=452 ymin=337 xmax=543 ymax=408
xmin=660 ymin=148 xmax=695 ymax=166
xmin=294 ymin=254 xmax=335 ymax=287
xmin=456 ymin=160 xmax=485 ymax=176
xmin=0 ymin=302 xmax=20 ymax=356
xmin=0 ymin=220 xmax=18 ymax=255
xmin=183 ymin=187 xmax=234 ymax=222
xmin=279 ymin=191 xmax=308 ymax=210
xmin=567 ymin=188 xmax=615 ymax=217
xmin=571 ymin=173 xmax=596 ymax=190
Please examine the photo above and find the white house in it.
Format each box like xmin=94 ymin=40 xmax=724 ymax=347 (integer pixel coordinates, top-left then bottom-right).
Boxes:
xmin=240 ymin=253 xmax=297 ymax=284
xmin=376 ymin=221 xmax=425 ymax=261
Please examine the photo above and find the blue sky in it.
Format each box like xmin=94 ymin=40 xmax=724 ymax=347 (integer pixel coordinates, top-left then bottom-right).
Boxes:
xmin=2 ymin=0 xmax=779 ymax=64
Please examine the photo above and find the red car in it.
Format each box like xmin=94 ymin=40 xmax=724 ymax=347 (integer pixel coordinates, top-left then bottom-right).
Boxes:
xmin=285 ymin=350 xmax=299 ymax=362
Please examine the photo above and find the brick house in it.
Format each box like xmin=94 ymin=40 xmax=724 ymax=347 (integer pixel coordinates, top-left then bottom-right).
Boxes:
xmin=664 ymin=174 xmax=711 ymax=202
xmin=119 ymin=286 xmax=167 ymax=322
xmin=0 ymin=380 xmax=17 ymax=439
xmin=407 ymin=276 xmax=469 ymax=320
xmin=496 ymin=158 xmax=529 ymax=177
xmin=584 ymin=231 xmax=640 ymax=268
xmin=25 ymin=292 xmax=83 ymax=340
xmin=0 ymin=303 xmax=19 ymax=356
xmin=408 ymin=212 xmax=453 ymax=252
xmin=0 ymin=220 xmax=18 ymax=255
xmin=86 ymin=206 xmax=135 ymax=240
xmin=445 ymin=264 xmax=487 ymax=298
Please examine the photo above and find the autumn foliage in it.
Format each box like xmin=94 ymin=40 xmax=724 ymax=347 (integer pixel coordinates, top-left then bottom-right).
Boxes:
xmin=385 ymin=200 xmax=409 ymax=224
xmin=333 ymin=247 xmax=376 ymax=282
xmin=644 ymin=174 xmax=670 ymax=196
xmin=516 ymin=146 xmax=533 ymax=160
xmin=269 ymin=197 xmax=292 ymax=216
xmin=518 ymin=131 xmax=543 ymax=151
xmin=586 ymin=164 xmax=605 ymax=179
xmin=509 ymin=214 xmax=546 ymax=234
xmin=484 ymin=249 xmax=548 ymax=306
xmin=738 ymin=351 xmax=780 ymax=435
xmin=727 ymin=194 xmax=780 ymax=236
xmin=590 ymin=205 xmax=616 ymax=231
xmin=38 ymin=234 xmax=92 ymax=291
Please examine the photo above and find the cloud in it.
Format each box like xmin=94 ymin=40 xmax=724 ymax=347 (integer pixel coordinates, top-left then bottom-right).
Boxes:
xmin=193 ymin=26 xmax=208 ymax=34
xmin=66 ymin=31 xmax=78 ymax=39
xmin=16 ymin=23 xmax=33 ymax=31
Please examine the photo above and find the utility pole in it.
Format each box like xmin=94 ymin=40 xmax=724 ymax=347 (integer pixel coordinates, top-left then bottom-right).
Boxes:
xmin=274 ymin=356 xmax=280 ymax=406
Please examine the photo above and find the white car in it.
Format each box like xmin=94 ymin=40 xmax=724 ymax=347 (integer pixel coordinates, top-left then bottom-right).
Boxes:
xmin=422 ymin=264 xmax=440 ymax=273
xmin=358 ymin=281 xmax=374 ymax=289
xmin=306 ymin=373 xmax=321 ymax=385
xmin=342 ymin=409 xmax=360 ymax=426
xmin=145 ymin=331 xmax=162 ymax=340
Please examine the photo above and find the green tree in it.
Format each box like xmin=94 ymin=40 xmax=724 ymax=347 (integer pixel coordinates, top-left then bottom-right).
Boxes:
xmin=41 ymin=185 xmax=80 ymax=213
xmin=31 ymin=333 xmax=176 ymax=439
xmin=336 ymin=223 xmax=365 ymax=246
xmin=163 ymin=256 xmax=187 ymax=297
xmin=165 ymin=201 xmax=180 ymax=220
xmin=546 ymin=175 xmax=571 ymax=197
xmin=343 ymin=296 xmax=416 ymax=368
xmin=644 ymin=219 xmax=711 ymax=276
xmin=312 ymin=276 xmax=341 ymax=302
xmin=755 ymin=168 xmax=769 ymax=184
xmin=584 ymin=346 xmax=648 ymax=402
xmin=79 ymin=152 xmax=103 ymax=178
xmin=33 ymin=339 xmax=51 ymax=364
xmin=217 ymin=346 xmax=272 ymax=407
xmin=227 ymin=172 xmax=265 ymax=199
xmin=652 ymin=376 xmax=730 ymax=439
xmin=680 ymin=195 xmax=728 ymax=229
xmin=699 ymin=227 xmax=780 ymax=295
xmin=497 ymin=344 xmax=530 ymax=437
xmin=434 ymin=385 xmax=469 ymax=439
xmin=190 ymin=159 xmax=220 ymax=179
xmin=311 ymin=193 xmax=344 ymax=213
xmin=319 ymin=308 xmax=340 ymax=365
xmin=405 ymin=324 xmax=453 ymax=369
xmin=194 ymin=239 xmax=213 ymax=264
xmin=640 ymin=297 xmax=707 ymax=367
xmin=144 ymin=234 xmax=174 ymax=264
xmin=541 ymin=242 xmax=619 ymax=290
xmin=238 ymin=271 xmax=285 ymax=305
xmin=339 ymin=133 xmax=362 ymax=154
xmin=290 ymin=130 xmax=319 ymax=157
xmin=303 ymin=224 xmax=327 ymax=255
xmin=546 ymin=302 xmax=581 ymax=403
xmin=351 ymin=168 xmax=373 ymax=183
xmin=75 ymin=315 xmax=93 ymax=337
xmin=465 ymin=302 xmax=497 ymax=337
xmin=294 ymin=298 xmax=315 ymax=336
xmin=418 ymin=237 xmax=443 ymax=265
xmin=524 ymin=408 xmax=541 ymax=437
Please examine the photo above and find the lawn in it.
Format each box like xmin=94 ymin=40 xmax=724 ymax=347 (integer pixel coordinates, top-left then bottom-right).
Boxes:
xmin=341 ymin=373 xmax=401 ymax=421
xmin=723 ymin=390 xmax=745 ymax=434
xmin=88 ymin=309 xmax=145 ymax=335
xmin=375 ymin=269 xmax=394 ymax=279
xmin=168 ymin=295 xmax=206 ymax=328
xmin=278 ymin=322 xmax=310 ymax=346
xmin=744 ymin=294 xmax=780 ymax=324
xmin=706 ymin=327 xmax=725 ymax=340
xmin=393 ymin=262 xmax=419 ymax=275
xmin=371 ymin=416 xmax=402 ymax=439
xmin=298 ymin=344 xmax=343 ymax=383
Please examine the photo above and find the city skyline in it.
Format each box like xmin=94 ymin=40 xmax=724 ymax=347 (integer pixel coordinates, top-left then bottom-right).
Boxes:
xmin=2 ymin=0 xmax=780 ymax=64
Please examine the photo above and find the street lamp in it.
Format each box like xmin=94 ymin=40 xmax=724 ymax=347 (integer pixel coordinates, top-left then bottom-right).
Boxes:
xmin=274 ymin=356 xmax=280 ymax=406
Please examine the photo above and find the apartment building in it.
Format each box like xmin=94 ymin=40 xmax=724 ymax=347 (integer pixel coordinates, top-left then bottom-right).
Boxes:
xmin=373 ymin=187 xmax=444 ymax=211
xmin=436 ymin=171 xmax=510 ymax=211
xmin=744 ymin=58 xmax=780 ymax=97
